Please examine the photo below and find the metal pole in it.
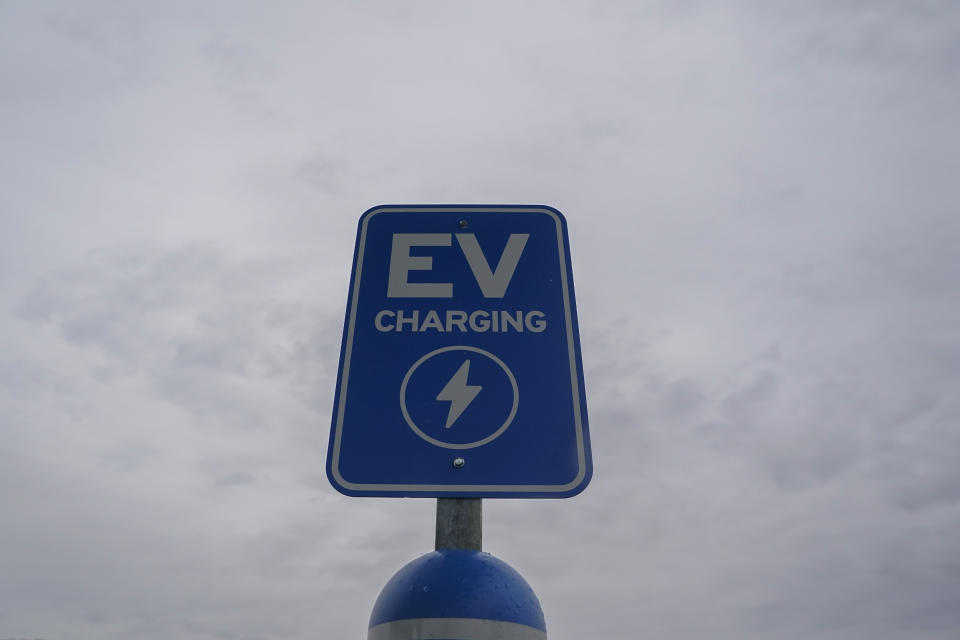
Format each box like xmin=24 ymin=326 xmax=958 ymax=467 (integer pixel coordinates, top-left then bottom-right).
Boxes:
xmin=435 ymin=498 xmax=482 ymax=551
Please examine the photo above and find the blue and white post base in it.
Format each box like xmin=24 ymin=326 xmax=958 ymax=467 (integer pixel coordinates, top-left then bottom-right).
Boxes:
xmin=368 ymin=550 xmax=547 ymax=640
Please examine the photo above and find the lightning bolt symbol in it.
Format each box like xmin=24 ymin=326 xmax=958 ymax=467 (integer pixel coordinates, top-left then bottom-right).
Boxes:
xmin=436 ymin=359 xmax=482 ymax=429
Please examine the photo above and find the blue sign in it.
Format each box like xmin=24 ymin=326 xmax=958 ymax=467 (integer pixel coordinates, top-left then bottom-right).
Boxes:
xmin=327 ymin=205 xmax=591 ymax=497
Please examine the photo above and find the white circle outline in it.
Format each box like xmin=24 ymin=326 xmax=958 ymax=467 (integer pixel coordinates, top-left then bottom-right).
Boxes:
xmin=400 ymin=345 xmax=519 ymax=450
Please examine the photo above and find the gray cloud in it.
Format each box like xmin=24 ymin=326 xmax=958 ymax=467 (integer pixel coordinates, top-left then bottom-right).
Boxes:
xmin=2 ymin=2 xmax=959 ymax=639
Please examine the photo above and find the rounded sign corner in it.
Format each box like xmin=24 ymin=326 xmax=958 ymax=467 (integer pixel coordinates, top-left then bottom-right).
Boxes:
xmin=359 ymin=204 xmax=394 ymax=224
xmin=531 ymin=203 xmax=565 ymax=218
xmin=564 ymin=463 xmax=593 ymax=498
xmin=325 ymin=463 xmax=352 ymax=497
xmin=326 ymin=457 xmax=367 ymax=498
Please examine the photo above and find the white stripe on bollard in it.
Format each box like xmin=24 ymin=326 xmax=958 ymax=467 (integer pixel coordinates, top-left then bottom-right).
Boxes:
xmin=368 ymin=617 xmax=547 ymax=640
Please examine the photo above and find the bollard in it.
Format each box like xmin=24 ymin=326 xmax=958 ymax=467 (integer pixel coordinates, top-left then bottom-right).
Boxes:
xmin=368 ymin=550 xmax=546 ymax=640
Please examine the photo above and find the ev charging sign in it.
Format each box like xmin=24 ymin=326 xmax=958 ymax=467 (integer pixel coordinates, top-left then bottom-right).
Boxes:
xmin=327 ymin=205 xmax=592 ymax=498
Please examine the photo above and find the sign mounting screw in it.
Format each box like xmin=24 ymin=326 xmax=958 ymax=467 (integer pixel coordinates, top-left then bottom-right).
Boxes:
xmin=452 ymin=457 xmax=466 ymax=469
xmin=458 ymin=219 xmax=469 ymax=229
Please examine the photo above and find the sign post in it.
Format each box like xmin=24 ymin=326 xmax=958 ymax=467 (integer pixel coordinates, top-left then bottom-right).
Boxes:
xmin=327 ymin=205 xmax=591 ymax=639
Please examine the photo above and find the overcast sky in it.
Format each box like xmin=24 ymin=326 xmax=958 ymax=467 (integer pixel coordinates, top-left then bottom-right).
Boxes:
xmin=2 ymin=2 xmax=960 ymax=639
